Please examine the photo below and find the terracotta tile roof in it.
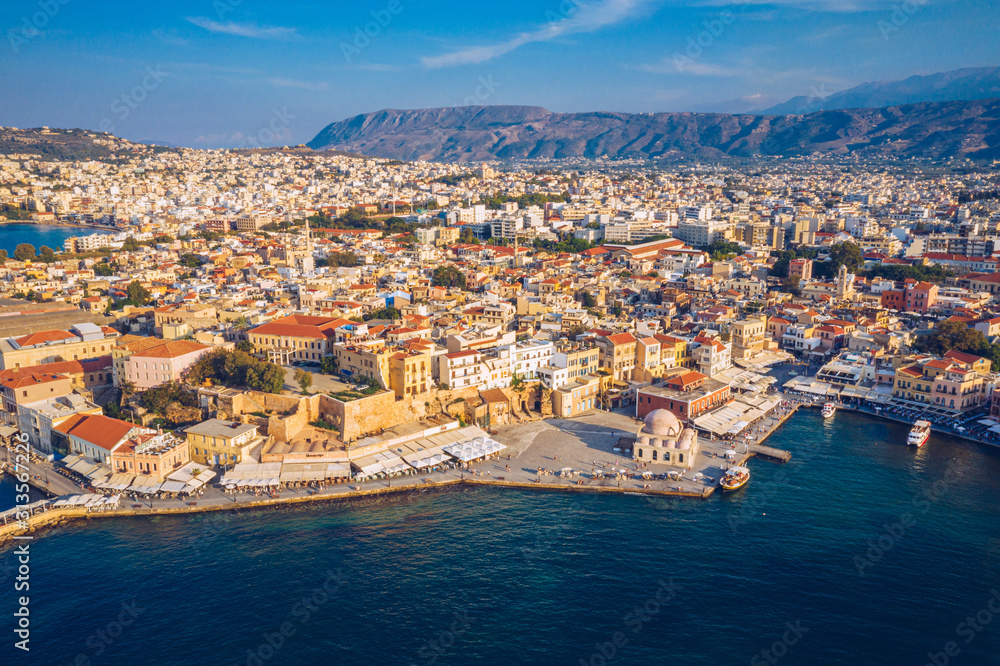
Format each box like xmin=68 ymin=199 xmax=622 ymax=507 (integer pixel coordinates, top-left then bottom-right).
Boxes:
xmin=0 ymin=369 xmax=68 ymax=390
xmin=55 ymin=414 xmax=136 ymax=451
xmin=605 ymin=332 xmax=637 ymax=345
xmin=133 ymin=340 xmax=209 ymax=359
xmin=13 ymin=330 xmax=78 ymax=347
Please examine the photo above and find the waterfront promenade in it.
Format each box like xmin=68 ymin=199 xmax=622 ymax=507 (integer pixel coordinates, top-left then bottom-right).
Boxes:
xmin=0 ymin=403 xmax=807 ymax=546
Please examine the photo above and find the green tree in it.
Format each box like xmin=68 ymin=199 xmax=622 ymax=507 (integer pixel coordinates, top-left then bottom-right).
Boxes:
xmin=913 ymin=320 xmax=989 ymax=358
xmin=782 ymin=275 xmax=802 ymax=297
xmin=234 ymin=339 xmax=254 ymax=353
xmin=0 ymin=249 xmax=7 ymax=262
xmin=122 ymin=237 xmax=142 ymax=252
xmin=702 ymin=240 xmax=744 ymax=258
xmin=179 ymin=253 xmax=202 ymax=268
xmin=827 ymin=242 xmax=863 ymax=272
xmin=38 ymin=245 xmax=56 ymax=263
xmin=126 ymin=281 xmax=151 ymax=305
xmin=325 ymin=252 xmax=361 ymax=268
xmin=363 ymin=306 xmax=401 ymax=321
xmin=320 ymin=355 xmax=337 ymax=375
xmin=247 ymin=362 xmax=285 ymax=394
xmin=432 ymin=265 xmax=467 ymax=289
xmin=14 ymin=243 xmax=35 ymax=261
xmin=94 ymin=262 xmax=115 ymax=276
xmin=294 ymin=368 xmax=313 ymax=394
xmin=580 ymin=291 xmax=597 ymax=308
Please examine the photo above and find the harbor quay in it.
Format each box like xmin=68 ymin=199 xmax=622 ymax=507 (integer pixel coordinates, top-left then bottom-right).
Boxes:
xmin=0 ymin=402 xmax=804 ymax=547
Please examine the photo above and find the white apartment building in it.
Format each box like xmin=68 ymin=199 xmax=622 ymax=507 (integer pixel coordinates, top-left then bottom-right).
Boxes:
xmin=504 ymin=340 xmax=554 ymax=382
xmin=680 ymin=205 xmax=713 ymax=221
xmin=674 ymin=219 xmax=733 ymax=248
xmin=693 ymin=337 xmax=732 ymax=378
xmin=440 ymin=350 xmax=486 ymax=390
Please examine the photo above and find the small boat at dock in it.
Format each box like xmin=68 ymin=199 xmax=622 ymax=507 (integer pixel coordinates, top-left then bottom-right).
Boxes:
xmin=720 ymin=466 xmax=750 ymax=493
xmin=907 ymin=420 xmax=931 ymax=448
xmin=822 ymin=402 xmax=836 ymax=419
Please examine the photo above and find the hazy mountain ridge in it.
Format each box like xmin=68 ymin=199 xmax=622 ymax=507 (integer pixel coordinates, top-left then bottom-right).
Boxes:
xmin=307 ymin=99 xmax=1000 ymax=162
xmin=759 ymin=67 xmax=1000 ymax=115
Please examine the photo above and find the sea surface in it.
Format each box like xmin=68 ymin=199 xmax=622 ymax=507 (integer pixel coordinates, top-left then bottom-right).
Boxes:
xmin=0 ymin=223 xmax=110 ymax=255
xmin=3 ymin=410 xmax=1000 ymax=665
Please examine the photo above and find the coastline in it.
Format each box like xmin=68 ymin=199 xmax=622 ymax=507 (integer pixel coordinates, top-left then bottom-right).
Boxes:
xmin=0 ymin=402 xmax=807 ymax=548
xmin=0 ymin=473 xmax=712 ymax=548
xmin=0 ymin=219 xmax=115 ymax=230
xmin=800 ymin=400 xmax=1000 ymax=449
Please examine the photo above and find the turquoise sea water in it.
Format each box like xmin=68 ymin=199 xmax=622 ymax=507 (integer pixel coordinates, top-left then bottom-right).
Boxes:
xmin=0 ymin=223 xmax=110 ymax=255
xmin=2 ymin=410 xmax=1000 ymax=665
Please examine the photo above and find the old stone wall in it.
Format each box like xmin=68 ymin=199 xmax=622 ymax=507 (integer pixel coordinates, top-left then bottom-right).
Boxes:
xmin=321 ymin=386 xmax=481 ymax=444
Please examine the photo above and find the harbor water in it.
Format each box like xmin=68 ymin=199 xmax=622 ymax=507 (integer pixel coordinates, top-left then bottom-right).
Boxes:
xmin=3 ymin=410 xmax=1000 ymax=665
xmin=0 ymin=223 xmax=110 ymax=256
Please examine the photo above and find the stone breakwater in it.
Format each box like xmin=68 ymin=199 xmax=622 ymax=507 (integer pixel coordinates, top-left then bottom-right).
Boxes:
xmin=1 ymin=405 xmax=808 ymax=549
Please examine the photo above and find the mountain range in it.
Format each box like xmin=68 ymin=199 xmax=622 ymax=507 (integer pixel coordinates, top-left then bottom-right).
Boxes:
xmin=758 ymin=66 xmax=1000 ymax=115
xmin=307 ymin=98 xmax=1000 ymax=163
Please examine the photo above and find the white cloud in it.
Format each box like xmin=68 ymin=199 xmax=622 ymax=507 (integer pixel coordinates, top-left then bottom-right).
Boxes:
xmin=421 ymin=0 xmax=659 ymax=68
xmin=640 ymin=59 xmax=737 ymax=76
xmin=185 ymin=17 xmax=299 ymax=40
xmin=692 ymin=0 xmax=893 ymax=10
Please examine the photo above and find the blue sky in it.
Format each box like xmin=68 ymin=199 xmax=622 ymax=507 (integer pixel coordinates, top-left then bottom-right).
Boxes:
xmin=1 ymin=0 xmax=997 ymax=148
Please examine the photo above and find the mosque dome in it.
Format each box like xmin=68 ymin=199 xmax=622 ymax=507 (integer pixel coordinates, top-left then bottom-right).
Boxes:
xmin=642 ymin=409 xmax=683 ymax=439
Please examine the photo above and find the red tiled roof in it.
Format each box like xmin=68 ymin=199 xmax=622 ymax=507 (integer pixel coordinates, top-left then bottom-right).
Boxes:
xmin=0 ymin=369 xmax=68 ymax=390
xmin=133 ymin=340 xmax=209 ymax=359
xmin=55 ymin=414 xmax=136 ymax=451
xmin=605 ymin=332 xmax=637 ymax=345
xmin=14 ymin=330 xmax=78 ymax=347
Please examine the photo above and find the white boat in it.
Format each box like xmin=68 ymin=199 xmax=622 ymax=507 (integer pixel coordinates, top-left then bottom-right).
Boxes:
xmin=821 ymin=402 xmax=836 ymax=419
xmin=720 ymin=466 xmax=750 ymax=493
xmin=907 ymin=420 xmax=931 ymax=448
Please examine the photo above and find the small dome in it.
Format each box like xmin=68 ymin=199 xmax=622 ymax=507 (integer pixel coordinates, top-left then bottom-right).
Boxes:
xmin=642 ymin=409 xmax=682 ymax=439
xmin=666 ymin=438 xmax=677 ymax=449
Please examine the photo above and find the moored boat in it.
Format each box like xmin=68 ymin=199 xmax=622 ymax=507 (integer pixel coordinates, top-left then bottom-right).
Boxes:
xmin=822 ymin=402 xmax=836 ymax=419
xmin=720 ymin=466 xmax=750 ymax=493
xmin=907 ymin=420 xmax=931 ymax=447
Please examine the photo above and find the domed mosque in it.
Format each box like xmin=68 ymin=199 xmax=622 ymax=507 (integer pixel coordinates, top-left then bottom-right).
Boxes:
xmin=633 ymin=409 xmax=700 ymax=471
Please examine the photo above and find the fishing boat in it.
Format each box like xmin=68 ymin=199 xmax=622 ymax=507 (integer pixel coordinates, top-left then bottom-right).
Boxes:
xmin=720 ymin=466 xmax=750 ymax=493
xmin=907 ymin=420 xmax=931 ymax=448
xmin=821 ymin=402 xmax=836 ymax=419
